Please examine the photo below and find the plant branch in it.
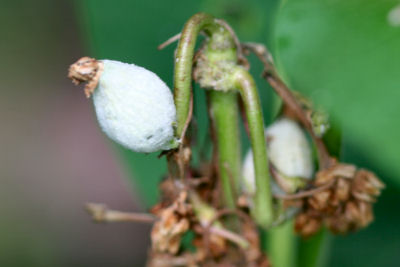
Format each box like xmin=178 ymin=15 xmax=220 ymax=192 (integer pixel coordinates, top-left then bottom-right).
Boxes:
xmin=273 ymin=179 xmax=335 ymax=200
xmin=232 ymin=67 xmax=274 ymax=228
xmin=85 ymin=203 xmax=156 ymax=223
xmin=158 ymin=33 xmax=182 ymax=50
xmin=209 ymin=226 xmax=250 ymax=249
xmin=268 ymin=220 xmax=296 ymax=267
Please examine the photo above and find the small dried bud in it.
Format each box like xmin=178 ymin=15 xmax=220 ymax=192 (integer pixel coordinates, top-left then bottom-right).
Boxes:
xmin=151 ymin=192 xmax=191 ymax=254
xmin=295 ymin=212 xmax=323 ymax=238
xmin=314 ymin=163 xmax=356 ymax=186
xmin=308 ymin=190 xmax=331 ymax=211
xmin=352 ymin=169 xmax=385 ymax=202
xmin=335 ymin=178 xmax=351 ymax=203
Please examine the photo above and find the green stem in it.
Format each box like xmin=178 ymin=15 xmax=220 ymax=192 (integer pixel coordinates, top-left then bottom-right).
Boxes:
xmin=268 ymin=220 xmax=297 ymax=267
xmin=168 ymin=13 xmax=224 ymax=181
xmin=173 ymin=13 xmax=241 ymax=208
xmin=208 ymin=91 xmax=241 ymax=208
xmin=298 ymin=228 xmax=331 ymax=267
xmin=174 ymin=13 xmax=219 ymax=136
xmin=232 ymin=68 xmax=274 ymax=228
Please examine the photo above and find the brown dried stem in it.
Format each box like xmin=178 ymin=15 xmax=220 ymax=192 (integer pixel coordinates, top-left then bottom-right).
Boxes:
xmin=158 ymin=33 xmax=182 ymax=50
xmin=208 ymin=226 xmax=250 ymax=249
xmin=273 ymin=179 xmax=336 ymax=200
xmin=202 ymin=209 xmax=255 ymax=249
xmin=85 ymin=203 xmax=248 ymax=248
xmin=85 ymin=203 xmax=156 ymax=223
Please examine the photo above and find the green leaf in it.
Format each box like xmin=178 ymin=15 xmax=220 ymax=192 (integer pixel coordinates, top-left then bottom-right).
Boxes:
xmin=273 ymin=0 xmax=400 ymax=186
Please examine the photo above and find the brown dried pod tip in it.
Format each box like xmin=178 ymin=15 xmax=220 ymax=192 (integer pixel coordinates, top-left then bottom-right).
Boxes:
xmin=294 ymin=162 xmax=385 ymax=237
xmin=68 ymin=56 xmax=103 ymax=98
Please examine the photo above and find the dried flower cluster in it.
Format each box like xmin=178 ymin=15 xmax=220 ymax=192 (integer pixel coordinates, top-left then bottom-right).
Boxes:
xmin=294 ymin=162 xmax=385 ymax=237
xmin=148 ymin=172 xmax=270 ymax=267
xmin=151 ymin=191 xmax=192 ymax=254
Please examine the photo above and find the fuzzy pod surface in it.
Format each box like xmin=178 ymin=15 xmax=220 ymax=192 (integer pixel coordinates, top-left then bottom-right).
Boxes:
xmin=69 ymin=58 xmax=178 ymax=153
xmin=242 ymin=118 xmax=314 ymax=196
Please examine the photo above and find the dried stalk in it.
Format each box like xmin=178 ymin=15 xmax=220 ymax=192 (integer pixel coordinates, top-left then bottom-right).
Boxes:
xmin=85 ymin=203 xmax=156 ymax=223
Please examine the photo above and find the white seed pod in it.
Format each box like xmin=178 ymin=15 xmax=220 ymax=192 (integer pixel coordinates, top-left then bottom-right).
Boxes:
xmin=241 ymin=117 xmax=314 ymax=196
xmin=242 ymin=151 xmax=284 ymax=196
xmin=266 ymin=117 xmax=314 ymax=180
xmin=68 ymin=57 xmax=178 ymax=153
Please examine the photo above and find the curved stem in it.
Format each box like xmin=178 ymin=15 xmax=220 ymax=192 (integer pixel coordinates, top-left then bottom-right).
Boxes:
xmin=167 ymin=13 xmax=220 ymax=181
xmin=233 ymin=68 xmax=274 ymax=228
xmin=173 ymin=13 xmax=241 ymax=209
xmin=174 ymin=13 xmax=219 ymax=136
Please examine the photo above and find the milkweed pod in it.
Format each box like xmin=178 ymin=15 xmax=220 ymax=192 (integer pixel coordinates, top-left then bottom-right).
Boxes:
xmin=241 ymin=117 xmax=314 ymax=196
xmin=68 ymin=57 xmax=179 ymax=153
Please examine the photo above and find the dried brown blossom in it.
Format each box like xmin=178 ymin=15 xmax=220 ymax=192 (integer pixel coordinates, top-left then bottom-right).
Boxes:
xmin=294 ymin=162 xmax=385 ymax=237
xmin=294 ymin=211 xmax=323 ymax=238
xmin=151 ymin=191 xmax=192 ymax=254
xmin=193 ymin=228 xmax=228 ymax=260
xmin=352 ymin=169 xmax=385 ymax=202
xmin=241 ymin=221 xmax=270 ymax=267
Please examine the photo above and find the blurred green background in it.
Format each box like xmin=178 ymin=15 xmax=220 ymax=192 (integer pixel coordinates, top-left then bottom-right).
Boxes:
xmin=1 ymin=0 xmax=399 ymax=266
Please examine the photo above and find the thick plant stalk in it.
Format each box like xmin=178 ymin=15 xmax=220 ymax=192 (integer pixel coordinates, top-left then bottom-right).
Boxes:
xmin=209 ymin=91 xmax=241 ymax=208
xmin=298 ymin=229 xmax=331 ymax=267
xmin=268 ymin=221 xmax=296 ymax=267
